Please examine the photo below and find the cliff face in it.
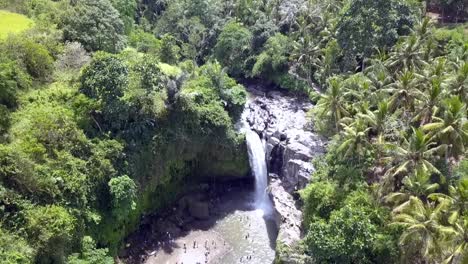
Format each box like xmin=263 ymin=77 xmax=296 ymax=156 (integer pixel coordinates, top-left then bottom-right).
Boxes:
xmin=98 ymin=117 xmax=250 ymax=252
xmin=242 ymin=85 xmax=326 ymax=263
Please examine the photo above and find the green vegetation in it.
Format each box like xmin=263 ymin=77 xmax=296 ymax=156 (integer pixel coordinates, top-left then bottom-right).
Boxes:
xmin=300 ymin=15 xmax=467 ymax=264
xmin=0 ymin=10 xmax=34 ymax=39
xmin=0 ymin=0 xmax=466 ymax=263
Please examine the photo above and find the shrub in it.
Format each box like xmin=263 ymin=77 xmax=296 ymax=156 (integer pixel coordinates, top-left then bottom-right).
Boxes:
xmin=0 ymin=226 xmax=35 ymax=264
xmin=252 ymin=33 xmax=291 ymax=79
xmin=159 ymin=34 xmax=180 ymax=64
xmin=108 ymin=175 xmax=137 ymax=220
xmin=0 ymin=35 xmax=54 ymax=80
xmin=67 ymin=236 xmax=113 ymax=264
xmin=303 ymin=190 xmax=398 ymax=264
xmin=300 ymin=180 xmax=340 ymax=223
xmin=214 ymin=21 xmax=252 ymax=77
xmin=55 ymin=42 xmax=91 ymax=72
xmin=25 ymin=205 xmax=75 ymax=262
xmin=128 ymin=29 xmax=161 ymax=54
xmin=0 ymin=59 xmax=31 ymax=109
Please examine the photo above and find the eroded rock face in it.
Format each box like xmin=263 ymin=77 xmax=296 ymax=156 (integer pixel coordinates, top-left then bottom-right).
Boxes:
xmin=242 ymin=84 xmax=326 ymax=262
xmin=244 ymin=86 xmax=325 ymax=191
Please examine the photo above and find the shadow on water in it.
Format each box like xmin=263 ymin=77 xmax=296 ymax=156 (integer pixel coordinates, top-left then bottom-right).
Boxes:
xmin=263 ymin=214 xmax=279 ymax=250
xmin=121 ymin=179 xmax=278 ymax=264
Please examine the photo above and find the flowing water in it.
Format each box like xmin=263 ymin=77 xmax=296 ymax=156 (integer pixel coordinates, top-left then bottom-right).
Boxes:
xmin=245 ymin=130 xmax=273 ymax=215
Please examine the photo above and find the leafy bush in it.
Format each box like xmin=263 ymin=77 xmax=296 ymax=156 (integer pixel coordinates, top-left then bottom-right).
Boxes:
xmin=252 ymin=33 xmax=291 ymax=79
xmin=110 ymin=0 xmax=136 ymax=34
xmin=108 ymin=175 xmax=137 ymax=220
xmin=303 ymin=190 xmax=398 ymax=264
xmin=336 ymin=0 xmax=419 ymax=69
xmin=67 ymin=236 xmax=113 ymax=264
xmin=0 ymin=59 xmax=31 ymax=109
xmin=0 ymin=35 xmax=54 ymax=80
xmin=0 ymin=226 xmax=34 ymax=264
xmin=214 ymin=21 xmax=253 ymax=77
xmin=158 ymin=34 xmax=181 ymax=64
xmin=128 ymin=29 xmax=161 ymax=54
xmin=80 ymin=52 xmax=129 ymax=131
xmin=25 ymin=205 xmax=75 ymax=262
xmin=300 ymin=180 xmax=340 ymax=222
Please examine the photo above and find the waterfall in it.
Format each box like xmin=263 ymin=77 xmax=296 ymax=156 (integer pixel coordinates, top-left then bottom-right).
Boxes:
xmin=245 ymin=130 xmax=272 ymax=214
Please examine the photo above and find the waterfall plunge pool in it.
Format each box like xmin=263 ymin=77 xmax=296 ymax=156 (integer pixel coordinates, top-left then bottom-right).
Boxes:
xmin=131 ymin=186 xmax=278 ymax=264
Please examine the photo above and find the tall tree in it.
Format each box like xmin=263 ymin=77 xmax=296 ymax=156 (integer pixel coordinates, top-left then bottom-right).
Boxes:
xmin=336 ymin=0 xmax=419 ymax=70
xmin=62 ymin=0 xmax=126 ymax=53
xmin=423 ymin=96 xmax=468 ymax=160
xmin=391 ymin=196 xmax=453 ymax=263
xmin=317 ymin=78 xmax=351 ymax=132
xmin=214 ymin=21 xmax=252 ymax=77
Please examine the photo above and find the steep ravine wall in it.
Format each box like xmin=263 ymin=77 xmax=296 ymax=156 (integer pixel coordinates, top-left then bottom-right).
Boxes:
xmin=243 ymin=85 xmax=326 ymax=263
xmin=101 ymin=133 xmax=250 ymax=253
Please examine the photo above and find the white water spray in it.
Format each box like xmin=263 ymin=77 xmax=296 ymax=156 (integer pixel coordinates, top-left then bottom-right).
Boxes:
xmin=245 ymin=131 xmax=273 ymax=215
xmin=236 ymin=95 xmax=274 ymax=215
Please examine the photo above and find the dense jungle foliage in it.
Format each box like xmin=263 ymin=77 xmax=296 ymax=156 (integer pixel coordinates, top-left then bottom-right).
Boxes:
xmin=0 ymin=0 xmax=466 ymax=263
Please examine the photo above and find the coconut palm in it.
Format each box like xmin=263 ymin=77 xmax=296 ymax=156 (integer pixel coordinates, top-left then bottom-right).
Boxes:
xmin=366 ymin=63 xmax=393 ymax=92
xmin=316 ymin=78 xmax=351 ymax=132
xmin=422 ymin=96 xmax=468 ymax=160
xmin=383 ymin=128 xmax=445 ymax=191
xmin=441 ymin=216 xmax=468 ymax=264
xmin=384 ymin=70 xmax=425 ymax=114
xmin=290 ymin=34 xmax=322 ymax=86
xmin=427 ymin=179 xmax=468 ymax=264
xmin=448 ymin=61 xmax=468 ymax=104
xmin=386 ymin=35 xmax=428 ymax=72
xmin=336 ymin=118 xmax=372 ymax=161
xmin=391 ymin=196 xmax=454 ymax=263
xmin=413 ymin=77 xmax=444 ymax=125
xmin=385 ymin=168 xmax=440 ymax=206
xmin=358 ymin=100 xmax=389 ymax=136
xmin=429 ymin=178 xmax=468 ymax=225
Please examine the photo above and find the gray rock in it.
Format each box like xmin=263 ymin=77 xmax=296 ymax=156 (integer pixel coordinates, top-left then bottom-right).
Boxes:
xmin=188 ymin=200 xmax=210 ymax=220
xmin=240 ymin=85 xmax=326 ymax=259
xmin=269 ymin=178 xmax=302 ymax=248
xmin=284 ymin=142 xmax=313 ymax=162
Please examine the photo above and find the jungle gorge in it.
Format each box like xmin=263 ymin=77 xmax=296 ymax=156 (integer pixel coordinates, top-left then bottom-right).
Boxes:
xmin=0 ymin=0 xmax=467 ymax=263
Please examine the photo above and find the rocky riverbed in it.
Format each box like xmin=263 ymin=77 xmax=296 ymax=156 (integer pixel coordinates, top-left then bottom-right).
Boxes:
xmin=119 ymin=180 xmax=278 ymax=264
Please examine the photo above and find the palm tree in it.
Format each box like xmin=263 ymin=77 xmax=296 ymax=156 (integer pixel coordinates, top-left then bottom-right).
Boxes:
xmin=336 ymin=118 xmax=372 ymax=161
xmin=358 ymin=101 xmax=389 ymax=136
xmin=386 ymin=35 xmax=428 ymax=72
xmin=391 ymin=196 xmax=454 ymax=263
xmin=383 ymin=128 xmax=445 ymax=192
xmin=448 ymin=61 xmax=468 ymax=104
xmin=366 ymin=62 xmax=393 ymax=92
xmin=422 ymin=96 xmax=468 ymax=160
xmin=413 ymin=77 xmax=444 ymax=125
xmin=385 ymin=168 xmax=440 ymax=206
xmin=290 ymin=33 xmax=324 ymax=87
xmin=316 ymin=78 xmax=350 ymax=132
xmin=384 ymin=70 xmax=425 ymax=114
xmin=441 ymin=216 xmax=468 ymax=264
xmin=429 ymin=178 xmax=468 ymax=226
xmin=428 ymin=179 xmax=468 ymax=264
